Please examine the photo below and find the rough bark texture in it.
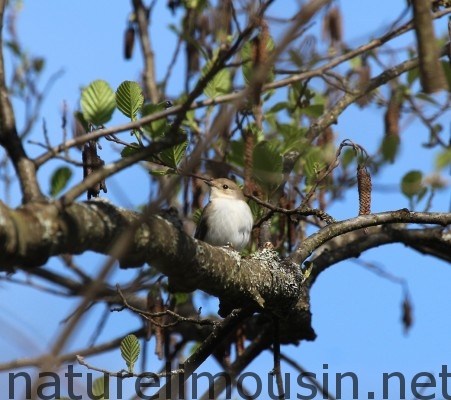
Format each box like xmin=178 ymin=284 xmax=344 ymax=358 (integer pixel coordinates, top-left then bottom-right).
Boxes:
xmin=1 ymin=199 xmax=450 ymax=343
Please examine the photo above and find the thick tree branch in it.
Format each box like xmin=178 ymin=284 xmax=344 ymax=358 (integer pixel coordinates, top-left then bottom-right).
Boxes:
xmin=0 ymin=199 xmax=313 ymax=341
xmin=1 ymin=201 xmax=449 ymax=343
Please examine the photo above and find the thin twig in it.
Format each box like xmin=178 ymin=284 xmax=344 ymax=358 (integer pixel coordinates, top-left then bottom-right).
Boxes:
xmin=116 ymin=285 xmax=216 ymax=328
xmin=76 ymin=354 xmax=184 ymax=379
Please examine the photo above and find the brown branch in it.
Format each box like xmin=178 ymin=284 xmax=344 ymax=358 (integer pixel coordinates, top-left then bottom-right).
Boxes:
xmin=1 ymin=200 xmax=450 ymax=342
xmin=60 ymin=132 xmax=186 ymax=205
xmin=307 ymin=227 xmax=397 ymax=285
xmin=279 ymin=352 xmax=337 ymax=400
xmin=0 ymin=328 xmax=144 ymax=372
xmin=305 ymin=57 xmax=420 ymax=141
xmin=76 ymin=354 xmax=183 ymax=379
xmin=33 ymin=9 xmax=451 ymax=169
xmin=116 ymin=285 xmax=215 ymax=328
xmin=199 ymin=326 xmax=271 ymax=400
xmin=248 ymin=194 xmax=337 ymax=226
xmin=412 ymin=0 xmax=446 ymax=93
xmin=272 ymin=317 xmax=285 ymax=399
xmin=294 ymin=211 xmax=451 ymax=269
xmin=153 ymin=307 xmax=253 ymax=400
xmin=0 ymin=199 xmax=315 ymax=342
xmin=307 ymin=225 xmax=451 ymax=286
xmin=0 ymin=0 xmax=44 ymax=202
xmin=132 ymin=0 xmax=159 ymax=103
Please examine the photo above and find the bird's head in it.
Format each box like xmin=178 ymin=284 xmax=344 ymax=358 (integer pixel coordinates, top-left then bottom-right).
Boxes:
xmin=204 ymin=178 xmax=245 ymax=201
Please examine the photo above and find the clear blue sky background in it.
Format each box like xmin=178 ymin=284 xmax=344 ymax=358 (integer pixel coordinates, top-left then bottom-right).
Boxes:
xmin=1 ymin=1 xmax=450 ymax=399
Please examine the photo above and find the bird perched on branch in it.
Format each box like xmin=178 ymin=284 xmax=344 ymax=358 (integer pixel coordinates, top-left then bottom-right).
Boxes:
xmin=195 ymin=178 xmax=253 ymax=251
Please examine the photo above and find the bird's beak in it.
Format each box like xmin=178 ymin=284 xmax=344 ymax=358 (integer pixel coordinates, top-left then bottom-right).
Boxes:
xmin=202 ymin=179 xmax=214 ymax=187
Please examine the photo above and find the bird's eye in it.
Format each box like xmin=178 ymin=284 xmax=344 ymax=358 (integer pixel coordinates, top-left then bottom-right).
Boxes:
xmin=222 ymin=184 xmax=229 ymax=190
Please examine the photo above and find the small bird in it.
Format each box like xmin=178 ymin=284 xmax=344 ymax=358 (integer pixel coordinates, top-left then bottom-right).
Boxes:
xmin=195 ymin=178 xmax=253 ymax=251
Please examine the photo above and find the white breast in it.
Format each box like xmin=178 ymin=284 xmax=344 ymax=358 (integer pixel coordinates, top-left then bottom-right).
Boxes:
xmin=203 ymin=198 xmax=253 ymax=250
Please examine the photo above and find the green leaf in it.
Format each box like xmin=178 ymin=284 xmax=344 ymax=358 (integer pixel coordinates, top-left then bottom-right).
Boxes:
xmin=441 ymin=61 xmax=451 ymax=92
xmin=228 ymin=140 xmax=245 ymax=167
xmin=120 ymin=334 xmax=140 ymax=373
xmin=304 ymin=148 xmax=326 ymax=182
xmin=301 ymin=104 xmax=324 ymax=118
xmin=92 ymin=376 xmax=109 ymax=400
xmin=116 ymin=80 xmax=144 ymax=120
xmin=267 ymin=101 xmax=289 ymax=115
xmin=49 ymin=167 xmax=72 ymax=197
xmin=81 ymin=80 xmax=116 ymax=125
xmin=141 ymin=102 xmax=170 ymax=137
xmin=32 ymin=57 xmax=45 ymax=73
xmin=435 ymin=149 xmax=451 ymax=170
xmin=349 ymin=55 xmax=362 ymax=69
xmin=172 ymin=292 xmax=190 ymax=305
xmin=381 ymin=135 xmax=400 ymax=163
xmin=160 ymin=141 xmax=188 ymax=169
xmin=241 ymin=35 xmax=275 ymax=84
xmin=149 ymin=169 xmax=173 ymax=176
xmin=253 ymin=141 xmax=283 ymax=190
xmin=192 ymin=208 xmax=203 ymax=225
xmin=202 ymin=61 xmax=231 ymax=98
xmin=401 ymin=170 xmax=423 ymax=199
xmin=120 ymin=142 xmax=141 ymax=158
xmin=406 ymin=66 xmax=419 ymax=86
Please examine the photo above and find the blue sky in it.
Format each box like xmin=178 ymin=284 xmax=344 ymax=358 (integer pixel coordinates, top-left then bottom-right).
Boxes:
xmin=1 ymin=1 xmax=450 ymax=399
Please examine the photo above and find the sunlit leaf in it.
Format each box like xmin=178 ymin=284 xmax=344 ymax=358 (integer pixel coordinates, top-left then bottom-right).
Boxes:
xmin=192 ymin=208 xmax=203 ymax=225
xmin=120 ymin=334 xmax=140 ymax=373
xmin=81 ymin=80 xmax=116 ymax=125
xmin=202 ymin=61 xmax=231 ymax=98
xmin=92 ymin=376 xmax=109 ymax=400
xmin=435 ymin=149 xmax=451 ymax=170
xmin=304 ymin=148 xmax=326 ymax=182
xmin=116 ymin=80 xmax=144 ymax=120
xmin=50 ymin=167 xmax=72 ymax=198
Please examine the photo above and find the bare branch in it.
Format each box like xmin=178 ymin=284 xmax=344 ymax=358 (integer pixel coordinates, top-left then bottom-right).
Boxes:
xmin=132 ymin=0 xmax=159 ymax=103
xmin=0 ymin=0 xmax=44 ymax=202
xmin=291 ymin=209 xmax=451 ymax=265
